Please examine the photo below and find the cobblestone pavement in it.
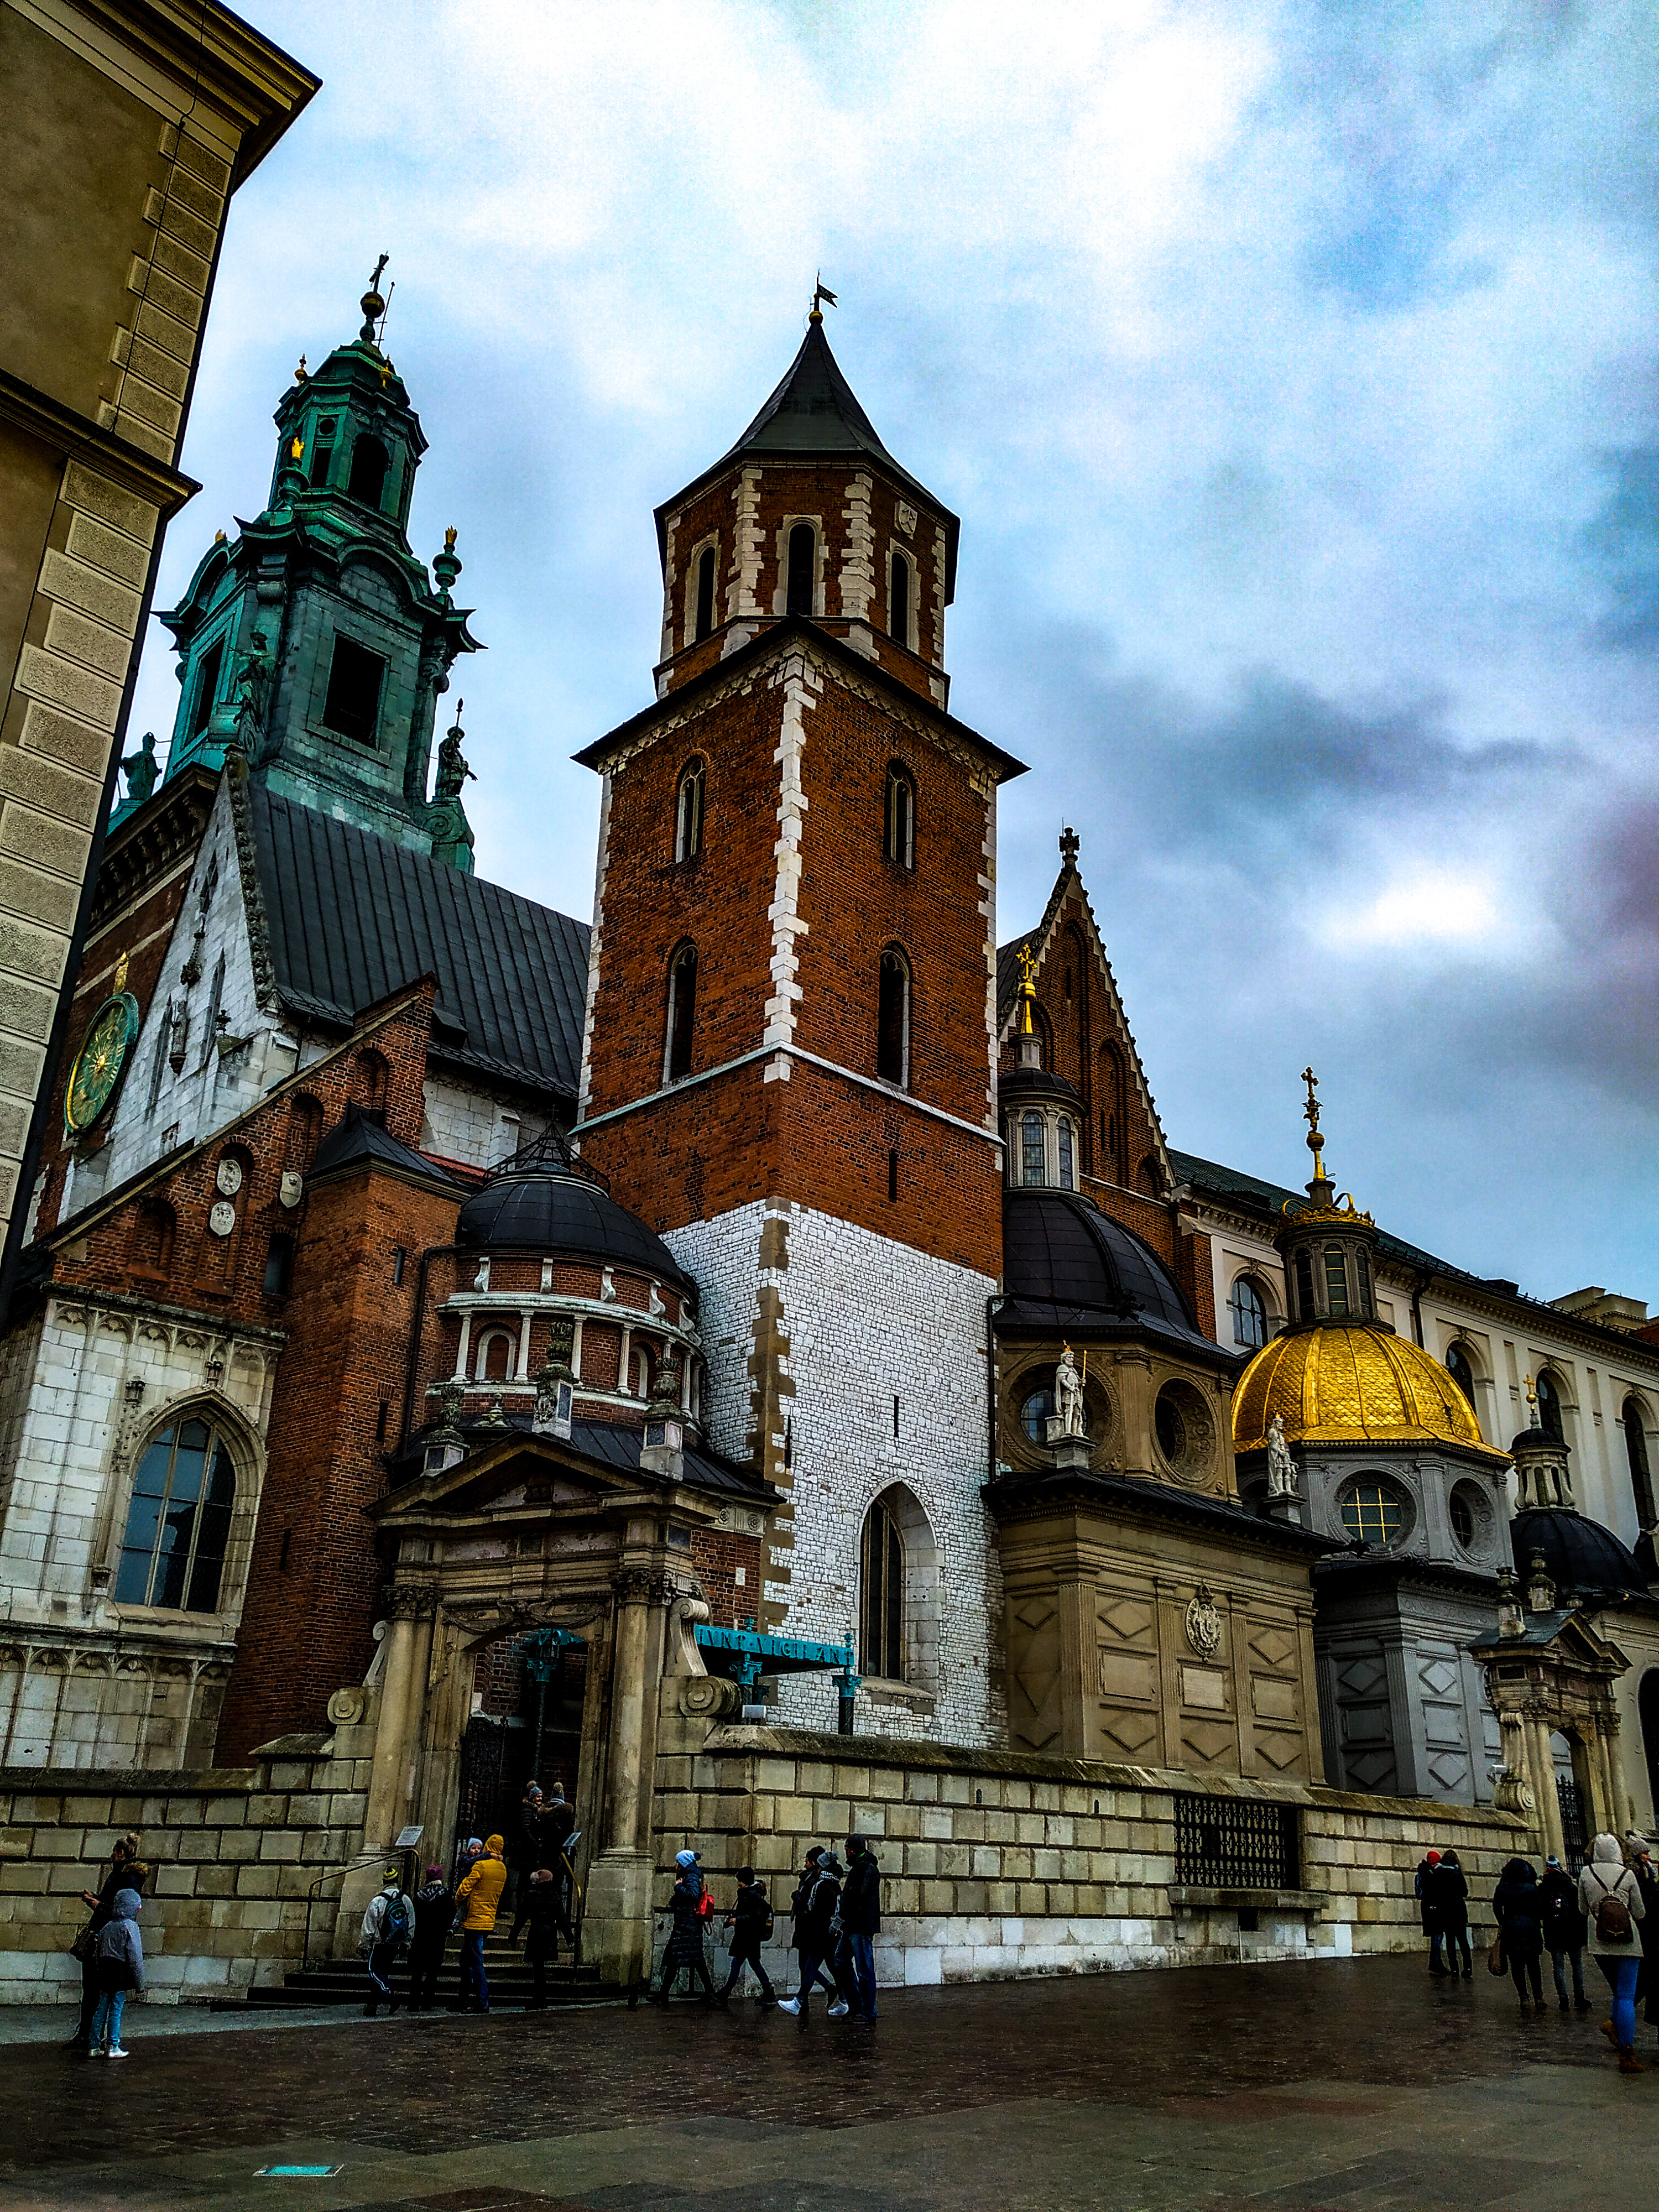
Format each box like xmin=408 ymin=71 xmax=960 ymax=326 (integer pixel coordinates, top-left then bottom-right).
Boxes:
xmin=1 ymin=1955 xmax=1652 ymax=2212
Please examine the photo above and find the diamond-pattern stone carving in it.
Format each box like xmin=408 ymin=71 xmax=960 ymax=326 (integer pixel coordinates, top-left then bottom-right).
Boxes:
xmin=1254 ymin=1730 xmax=1303 ymax=1771
xmin=1098 ymin=1597 xmax=1153 ymax=1642
xmin=1100 ymin=1708 xmax=1159 ymax=1756
xmin=1179 ymin=1719 xmax=1234 ymax=1765
xmin=1337 ymin=1655 xmax=1387 ymax=1700
xmin=1248 ymin=1625 xmax=1296 ymax=1671
xmin=1014 ymin=1666 xmax=1060 ymax=1718
xmin=1015 ymin=1601 xmax=1056 ymax=1635
xmin=1418 ymin=1658 xmax=1459 ymax=1699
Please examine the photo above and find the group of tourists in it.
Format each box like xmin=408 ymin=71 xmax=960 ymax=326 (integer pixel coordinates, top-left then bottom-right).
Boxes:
xmin=1415 ymin=1830 xmax=1657 ymax=2074
xmin=635 ymin=1833 xmax=882 ymax=2023
xmin=358 ymin=1779 xmax=579 ymax=2016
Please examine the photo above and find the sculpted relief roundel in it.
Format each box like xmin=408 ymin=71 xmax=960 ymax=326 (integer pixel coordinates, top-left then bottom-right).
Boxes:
xmin=1185 ymin=1587 xmax=1222 ymax=1659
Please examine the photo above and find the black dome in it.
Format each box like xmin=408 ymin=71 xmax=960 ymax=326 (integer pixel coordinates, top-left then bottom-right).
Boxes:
xmin=999 ymin=1064 xmax=1083 ymax=1107
xmin=457 ymin=1173 xmax=696 ymax=1296
xmin=1001 ymin=1187 xmax=1219 ymax=1357
xmin=1511 ymin=1507 xmax=1650 ymax=1600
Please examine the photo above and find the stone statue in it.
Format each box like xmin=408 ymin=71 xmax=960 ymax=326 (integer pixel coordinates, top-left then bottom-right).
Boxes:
xmin=232 ymin=629 xmax=273 ymax=745
xmin=1055 ymin=1343 xmax=1086 ymax=1437
xmin=434 ymin=712 xmax=476 ymax=800
xmin=121 ymin=730 xmax=158 ymax=806
xmin=426 ymin=707 xmax=477 ymax=873
xmin=165 ymin=985 xmax=190 ymax=1073
xmin=1266 ymin=1414 xmax=1298 ymax=1499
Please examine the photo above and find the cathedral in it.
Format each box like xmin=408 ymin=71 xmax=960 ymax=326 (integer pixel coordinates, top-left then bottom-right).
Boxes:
xmin=2 ymin=275 xmax=1657 ymax=1992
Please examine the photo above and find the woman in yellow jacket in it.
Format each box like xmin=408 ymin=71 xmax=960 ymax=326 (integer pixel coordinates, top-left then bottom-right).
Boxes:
xmin=454 ymin=1834 xmax=507 ymax=2012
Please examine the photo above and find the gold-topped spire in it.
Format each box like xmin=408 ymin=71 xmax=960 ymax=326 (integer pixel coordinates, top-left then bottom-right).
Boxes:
xmin=1524 ymin=1373 xmax=1538 ymax=1421
xmin=1301 ymin=1064 xmax=1324 ymax=1183
xmin=1016 ymin=941 xmax=1038 ymax=1037
xmin=1281 ymin=1063 xmax=1373 ymax=1226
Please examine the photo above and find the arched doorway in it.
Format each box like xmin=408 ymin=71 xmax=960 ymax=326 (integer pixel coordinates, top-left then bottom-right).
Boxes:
xmin=453 ymin=1627 xmax=589 ymax=1853
xmin=1640 ymin=1669 xmax=1659 ymax=1832
xmin=1550 ymin=1730 xmax=1590 ymax=1871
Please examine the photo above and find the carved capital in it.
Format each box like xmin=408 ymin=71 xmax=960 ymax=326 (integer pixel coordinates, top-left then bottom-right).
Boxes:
xmin=613 ymin=1566 xmax=675 ymax=1609
xmin=388 ymin=1582 xmax=438 ymax=1622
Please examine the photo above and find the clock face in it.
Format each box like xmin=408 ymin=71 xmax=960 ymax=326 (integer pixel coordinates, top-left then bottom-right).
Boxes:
xmin=64 ymin=994 xmax=140 ymax=1138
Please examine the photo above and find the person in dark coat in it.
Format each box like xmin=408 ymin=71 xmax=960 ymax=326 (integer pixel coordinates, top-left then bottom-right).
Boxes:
xmin=652 ymin=1849 xmax=715 ymax=2004
xmin=65 ymin=1836 xmax=148 ymax=2057
xmin=786 ymin=1846 xmax=841 ymax=2006
xmin=541 ymin=1784 xmax=577 ymax=1947
xmin=1626 ymin=1835 xmax=1657 ymax=2037
xmin=778 ymin=1851 xmax=847 ymax=2017
xmin=408 ymin=1864 xmax=455 ymax=2012
xmin=1414 ymin=1850 xmax=1444 ymax=1974
xmin=838 ymin=1833 xmax=881 ymax=2023
xmin=1427 ymin=1849 xmax=1472 ymax=1980
xmin=1494 ymin=1855 xmax=1546 ymax=2009
xmin=506 ymin=1785 xmax=545 ymax=1944
xmin=717 ymin=1866 xmax=778 ymax=2005
xmin=1540 ymin=1854 xmax=1590 ymax=2012
xmin=522 ymin=1867 xmax=567 ymax=2008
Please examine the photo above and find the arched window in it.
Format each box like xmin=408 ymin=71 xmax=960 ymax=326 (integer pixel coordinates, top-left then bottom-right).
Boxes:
xmin=347 ymin=433 xmax=390 ymax=508
xmin=1355 ymin=1245 xmax=1373 ymax=1318
xmin=189 ymin=638 xmax=225 ymax=741
xmin=665 ymin=942 xmax=697 ymax=1083
xmin=1138 ymin=1156 xmax=1161 ymax=1197
xmin=877 ymin=947 xmax=910 ymax=1086
xmin=1229 ymin=1275 xmax=1269 ymax=1351
xmin=674 ymin=759 xmax=704 ymax=863
xmin=1098 ymin=1045 xmax=1125 ymax=1180
xmin=1293 ymin=1246 xmax=1316 ymax=1321
xmin=285 ymin=1093 xmax=324 ymax=1172
xmin=476 ymin=1329 xmax=515 ymax=1383
xmin=694 ymin=546 xmax=717 ymax=642
xmin=1323 ymin=1246 xmax=1350 ymax=1318
xmin=1623 ymin=1398 xmax=1655 ymax=1526
xmin=883 ymin=762 xmax=915 ymax=869
xmin=114 ymin=1415 xmax=237 ymax=1613
xmin=889 ymin=549 xmax=910 ymax=644
xmin=1446 ymin=1345 xmax=1478 ymax=1408
xmin=860 ymin=1493 xmax=905 ymax=1681
xmin=132 ymin=1198 xmax=175 ymax=1279
xmin=356 ymin=1048 xmax=389 ymax=1117
xmin=307 ymin=417 xmax=336 ymax=487
xmin=1536 ymin=1370 xmax=1565 ymax=1443
xmin=1020 ymin=1110 xmax=1046 ymax=1187
xmin=1057 ymin=1118 xmax=1075 ymax=1192
xmin=786 ymin=523 xmax=816 ymax=616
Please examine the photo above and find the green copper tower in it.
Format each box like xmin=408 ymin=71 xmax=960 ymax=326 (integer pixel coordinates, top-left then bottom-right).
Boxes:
xmin=154 ymin=265 xmax=483 ymax=867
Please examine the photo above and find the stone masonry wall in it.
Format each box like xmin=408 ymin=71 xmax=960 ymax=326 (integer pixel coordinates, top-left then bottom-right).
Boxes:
xmin=649 ymin=1720 xmax=1527 ymax=1992
xmin=0 ymin=1714 xmax=377 ymax=2005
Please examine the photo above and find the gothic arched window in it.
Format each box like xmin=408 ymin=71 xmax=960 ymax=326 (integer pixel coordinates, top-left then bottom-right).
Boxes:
xmin=1446 ymin=1345 xmax=1478 ymax=1408
xmin=884 ymin=763 xmax=915 ymax=870
xmin=1623 ymin=1397 xmax=1655 ymax=1526
xmin=674 ymin=758 xmax=705 ymax=863
xmin=1020 ymin=1110 xmax=1046 ymax=1187
xmin=877 ymin=947 xmax=910 ymax=1087
xmin=694 ymin=546 xmax=717 ymax=642
xmin=860 ymin=1494 xmax=904 ymax=1681
xmin=1229 ymin=1275 xmax=1269 ymax=1351
xmin=889 ymin=549 xmax=910 ymax=644
xmin=665 ymin=942 xmax=697 ymax=1083
xmin=347 ymin=433 xmax=390 ymax=508
xmin=1057 ymin=1117 xmax=1075 ymax=1192
xmin=786 ymin=523 xmax=816 ymax=616
xmin=1536 ymin=1370 xmax=1566 ymax=1443
xmin=114 ymin=1415 xmax=237 ymax=1613
xmin=308 ymin=417 xmax=337 ymax=487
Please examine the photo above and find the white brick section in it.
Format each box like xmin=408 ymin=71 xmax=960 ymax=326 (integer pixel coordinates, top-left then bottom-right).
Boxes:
xmin=666 ymin=1202 xmax=1004 ymax=1746
xmin=575 ymin=772 xmax=613 ymax=1123
xmin=838 ymin=471 xmax=874 ymax=623
xmin=761 ymin=656 xmax=816 ymax=1071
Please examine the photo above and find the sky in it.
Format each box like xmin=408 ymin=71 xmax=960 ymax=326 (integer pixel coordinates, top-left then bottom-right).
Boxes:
xmin=129 ymin=0 xmax=1659 ymax=1307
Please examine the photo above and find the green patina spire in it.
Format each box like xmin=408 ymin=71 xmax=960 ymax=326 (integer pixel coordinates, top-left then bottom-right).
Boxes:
xmin=155 ymin=261 xmax=483 ymax=868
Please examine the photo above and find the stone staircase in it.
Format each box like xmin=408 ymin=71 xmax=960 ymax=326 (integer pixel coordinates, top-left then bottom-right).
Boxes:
xmin=212 ymin=1931 xmax=613 ymax=2012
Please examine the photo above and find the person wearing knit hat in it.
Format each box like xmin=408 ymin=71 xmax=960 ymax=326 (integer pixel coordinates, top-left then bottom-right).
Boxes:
xmin=409 ymin=1861 xmax=456 ymax=2013
xmin=453 ymin=1834 xmax=508 ymax=2013
xmin=1414 ymin=1849 xmax=1444 ymax=1975
xmin=359 ymin=1865 xmax=415 ymax=2017
xmin=651 ymin=1850 xmax=716 ymax=2006
xmin=1580 ymin=1832 xmax=1647 ymax=2072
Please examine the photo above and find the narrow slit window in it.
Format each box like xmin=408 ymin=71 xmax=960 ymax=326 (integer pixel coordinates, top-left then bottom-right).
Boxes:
xmin=786 ymin=523 xmax=815 ymax=615
xmin=888 ymin=1148 xmax=899 ymax=1202
xmin=1355 ymin=1244 xmax=1373 ymax=1318
xmin=884 ymin=764 xmax=915 ymax=869
xmin=189 ymin=639 xmax=225 ymax=740
xmin=674 ymin=758 xmax=705 ymax=863
xmin=889 ymin=549 xmax=910 ymax=643
xmin=860 ymin=1496 xmax=905 ymax=1680
xmin=666 ymin=943 xmax=698 ymax=1082
xmin=1323 ymin=1245 xmax=1350 ymax=1318
xmin=307 ymin=419 xmax=337 ymax=487
xmin=1295 ymin=1246 xmax=1316 ymax=1321
xmin=877 ymin=948 xmax=910 ymax=1086
xmin=694 ymin=546 xmax=717 ymax=641
xmin=1057 ymin=1119 xmax=1074 ymax=1191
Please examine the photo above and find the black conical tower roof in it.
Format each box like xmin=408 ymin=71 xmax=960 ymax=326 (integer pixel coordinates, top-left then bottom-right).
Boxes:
xmin=657 ymin=320 xmax=958 ymax=594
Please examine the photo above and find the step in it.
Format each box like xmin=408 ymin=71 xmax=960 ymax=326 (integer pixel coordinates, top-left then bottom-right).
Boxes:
xmin=210 ymin=1957 xmax=607 ymax=2012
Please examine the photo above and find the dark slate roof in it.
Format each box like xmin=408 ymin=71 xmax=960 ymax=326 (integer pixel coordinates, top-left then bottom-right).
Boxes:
xmin=983 ymin=1467 xmax=1337 ymax=1556
xmin=1000 ymin=1187 xmax=1228 ymax=1364
xmin=656 ymin=322 xmax=959 ymax=596
xmin=309 ymin=1101 xmax=460 ymax=1188
xmin=245 ymin=784 xmax=589 ymax=1102
xmin=1511 ymin=1507 xmax=1651 ymax=1601
xmin=457 ymin=1172 xmax=696 ymax=1296
xmin=399 ymin=1414 xmax=775 ymax=1505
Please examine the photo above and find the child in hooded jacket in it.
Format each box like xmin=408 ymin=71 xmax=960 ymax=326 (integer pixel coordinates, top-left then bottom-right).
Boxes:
xmin=90 ymin=1888 xmax=143 ymax=2057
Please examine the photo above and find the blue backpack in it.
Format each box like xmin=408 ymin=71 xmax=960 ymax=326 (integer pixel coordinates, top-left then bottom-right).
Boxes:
xmin=382 ymin=1893 xmax=412 ymax=1950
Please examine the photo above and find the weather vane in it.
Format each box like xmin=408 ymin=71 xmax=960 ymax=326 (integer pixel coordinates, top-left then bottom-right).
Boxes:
xmin=810 ymin=273 xmax=838 ymax=322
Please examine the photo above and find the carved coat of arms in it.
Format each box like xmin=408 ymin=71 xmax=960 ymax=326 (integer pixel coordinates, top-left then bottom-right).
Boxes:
xmin=1185 ymin=1587 xmax=1222 ymax=1658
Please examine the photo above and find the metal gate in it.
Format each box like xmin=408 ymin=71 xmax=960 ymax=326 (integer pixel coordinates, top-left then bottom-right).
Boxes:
xmin=1173 ymin=1791 xmax=1300 ymax=1889
xmin=1557 ymin=1778 xmax=1589 ymax=1873
xmin=455 ymin=1715 xmax=534 ymax=1848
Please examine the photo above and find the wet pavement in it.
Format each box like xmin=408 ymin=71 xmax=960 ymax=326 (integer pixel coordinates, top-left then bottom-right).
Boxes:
xmin=1 ymin=1954 xmax=1652 ymax=2211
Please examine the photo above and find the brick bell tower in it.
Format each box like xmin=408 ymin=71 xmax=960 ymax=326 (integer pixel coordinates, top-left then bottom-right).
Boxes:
xmin=573 ymin=301 xmax=1025 ymax=1745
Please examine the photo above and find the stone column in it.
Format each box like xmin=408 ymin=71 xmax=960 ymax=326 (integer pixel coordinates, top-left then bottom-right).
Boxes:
xmin=1604 ymin=1719 xmax=1636 ymax=1840
xmin=453 ymin=1313 xmax=473 ymax=1382
xmin=583 ymin=1551 xmax=672 ymax=1986
xmin=516 ymin=1310 xmax=534 ymax=1380
xmin=363 ymin=1594 xmax=421 ymax=1848
xmin=1524 ymin=1713 xmax=1566 ymax=1865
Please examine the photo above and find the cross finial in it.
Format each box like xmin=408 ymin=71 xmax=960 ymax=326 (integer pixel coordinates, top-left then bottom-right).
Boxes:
xmin=1059 ymin=825 xmax=1080 ymax=865
xmin=1301 ymin=1066 xmax=1321 ymax=1134
xmin=1016 ymin=941 xmax=1038 ymax=1036
xmin=809 ymin=273 xmax=838 ymax=324
xmin=370 ymin=253 xmax=390 ymax=294
xmin=1524 ymin=1374 xmax=1538 ymax=1418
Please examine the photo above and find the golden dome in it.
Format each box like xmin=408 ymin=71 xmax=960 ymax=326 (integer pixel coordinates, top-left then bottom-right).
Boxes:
xmin=1233 ymin=1324 xmax=1508 ymax=1461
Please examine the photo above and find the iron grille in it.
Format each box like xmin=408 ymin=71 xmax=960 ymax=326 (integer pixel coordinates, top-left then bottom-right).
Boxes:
xmin=1173 ymin=1791 xmax=1299 ymax=1890
xmin=1557 ymin=1780 xmax=1588 ymax=1875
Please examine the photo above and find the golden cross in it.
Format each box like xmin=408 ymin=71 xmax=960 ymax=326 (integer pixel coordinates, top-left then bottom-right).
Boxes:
xmin=1524 ymin=1374 xmax=1537 ymax=1417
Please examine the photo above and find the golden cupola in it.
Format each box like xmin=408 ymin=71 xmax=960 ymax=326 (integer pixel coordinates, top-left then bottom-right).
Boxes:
xmin=1232 ymin=1069 xmax=1508 ymax=1464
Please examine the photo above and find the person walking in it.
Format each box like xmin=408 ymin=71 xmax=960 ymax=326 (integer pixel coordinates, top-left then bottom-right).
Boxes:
xmin=839 ymin=1833 xmax=881 ymax=2024
xmin=1493 ymin=1857 xmax=1546 ymax=2010
xmin=542 ymin=1783 xmax=577 ymax=1948
xmin=787 ymin=1846 xmax=843 ymax=2011
xmin=652 ymin=1849 xmax=716 ymax=2005
xmin=408 ymin=1864 xmax=455 ymax=2013
xmin=717 ymin=1867 xmax=778 ymax=2006
xmin=453 ymin=1833 xmax=507 ymax=2013
xmin=65 ymin=1834 xmax=148 ymax=2058
xmin=1540 ymin=1854 xmax=1590 ymax=2013
xmin=1428 ymin=1850 xmax=1472 ymax=1980
xmin=359 ymin=1865 xmax=414 ymax=2017
xmin=1627 ymin=1834 xmax=1657 ymax=2047
xmin=778 ymin=1851 xmax=847 ymax=2018
xmin=505 ymin=1784 xmax=545 ymax=1945
xmin=522 ymin=1868 xmax=566 ymax=2008
xmin=88 ymin=1887 xmax=143 ymax=2059
xmin=1415 ymin=1849 xmax=1444 ymax=1975
xmin=1580 ymin=1831 xmax=1646 ymax=2073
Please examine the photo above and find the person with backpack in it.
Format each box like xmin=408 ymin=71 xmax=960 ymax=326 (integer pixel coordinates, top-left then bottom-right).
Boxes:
xmin=453 ymin=1833 xmax=508 ymax=2013
xmin=1493 ymin=1857 xmax=1546 ymax=2010
xmin=359 ymin=1865 xmax=415 ymax=2017
xmin=1425 ymin=1850 xmax=1472 ymax=1980
xmin=651 ymin=1849 xmax=716 ymax=2005
xmin=1539 ymin=1854 xmax=1590 ymax=2013
xmin=1580 ymin=1831 xmax=1647 ymax=2073
xmin=408 ymin=1864 xmax=455 ymax=2012
xmin=88 ymin=1888 xmax=143 ymax=2058
xmin=778 ymin=1850 xmax=848 ymax=2018
xmin=787 ymin=1846 xmax=844 ymax=2010
xmin=1626 ymin=1834 xmax=1657 ymax=2044
xmin=716 ymin=1866 xmax=778 ymax=2006
xmin=838 ymin=1833 xmax=882 ymax=2024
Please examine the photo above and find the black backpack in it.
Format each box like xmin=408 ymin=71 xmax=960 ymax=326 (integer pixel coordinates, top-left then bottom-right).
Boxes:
xmin=382 ymin=1892 xmax=413 ymax=1950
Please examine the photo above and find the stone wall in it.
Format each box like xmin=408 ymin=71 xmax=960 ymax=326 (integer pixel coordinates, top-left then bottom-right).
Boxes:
xmin=649 ymin=1719 xmax=1527 ymax=1992
xmin=0 ymin=1719 xmax=375 ymax=2005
